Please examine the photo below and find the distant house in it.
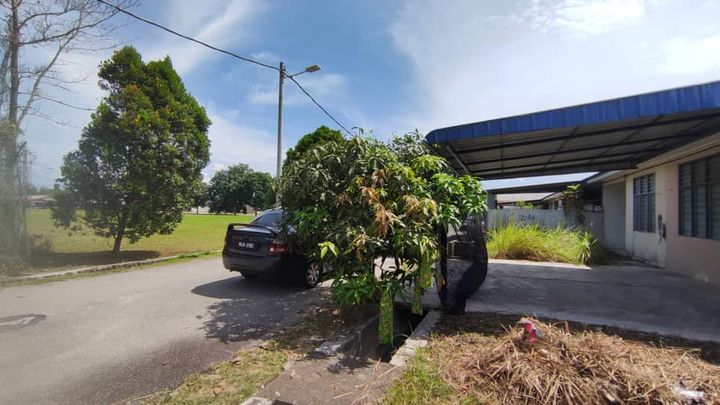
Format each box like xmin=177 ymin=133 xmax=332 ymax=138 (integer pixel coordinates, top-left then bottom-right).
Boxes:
xmin=494 ymin=192 xmax=553 ymax=209
xmin=428 ymin=80 xmax=720 ymax=285
xmin=25 ymin=195 xmax=54 ymax=209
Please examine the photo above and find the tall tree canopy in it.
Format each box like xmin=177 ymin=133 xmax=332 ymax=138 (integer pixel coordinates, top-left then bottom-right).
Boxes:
xmin=52 ymin=46 xmax=211 ymax=254
xmin=207 ymin=164 xmax=275 ymax=214
xmin=284 ymin=125 xmax=344 ymax=167
xmin=279 ymin=132 xmax=486 ymax=346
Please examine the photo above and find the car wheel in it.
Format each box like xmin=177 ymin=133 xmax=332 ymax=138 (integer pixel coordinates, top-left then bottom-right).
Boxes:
xmin=303 ymin=263 xmax=321 ymax=288
xmin=240 ymin=272 xmax=258 ymax=280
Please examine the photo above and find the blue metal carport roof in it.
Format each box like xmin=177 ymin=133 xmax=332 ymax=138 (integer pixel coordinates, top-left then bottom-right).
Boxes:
xmin=426 ymin=81 xmax=720 ymax=179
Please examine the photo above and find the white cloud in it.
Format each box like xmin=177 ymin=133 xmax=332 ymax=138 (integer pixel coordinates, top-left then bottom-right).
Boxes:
xmin=525 ymin=0 xmax=648 ymax=37
xmin=205 ymin=110 xmax=278 ymax=178
xmin=142 ymin=0 xmax=265 ymax=75
xmin=249 ymin=51 xmax=281 ymax=65
xmin=389 ymin=0 xmax=720 ymax=134
xmin=24 ymin=0 xmax=268 ymax=186
xmin=660 ymin=31 xmax=720 ymax=75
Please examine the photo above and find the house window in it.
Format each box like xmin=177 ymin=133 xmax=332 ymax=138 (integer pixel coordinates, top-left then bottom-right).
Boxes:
xmin=679 ymin=153 xmax=720 ymax=240
xmin=633 ymin=174 xmax=655 ymax=233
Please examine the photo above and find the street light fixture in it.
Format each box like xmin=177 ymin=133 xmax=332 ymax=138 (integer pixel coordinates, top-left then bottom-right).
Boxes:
xmin=276 ymin=62 xmax=321 ymax=188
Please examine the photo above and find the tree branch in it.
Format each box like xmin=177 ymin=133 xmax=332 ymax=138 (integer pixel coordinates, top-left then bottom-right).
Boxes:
xmin=17 ymin=34 xmax=73 ymax=125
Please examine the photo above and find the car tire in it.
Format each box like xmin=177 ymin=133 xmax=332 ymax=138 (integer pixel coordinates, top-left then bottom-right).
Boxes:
xmin=303 ymin=263 xmax=321 ymax=288
xmin=240 ymin=272 xmax=258 ymax=280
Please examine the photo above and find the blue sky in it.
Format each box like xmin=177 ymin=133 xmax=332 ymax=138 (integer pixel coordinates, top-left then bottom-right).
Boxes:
xmin=25 ymin=0 xmax=720 ymax=189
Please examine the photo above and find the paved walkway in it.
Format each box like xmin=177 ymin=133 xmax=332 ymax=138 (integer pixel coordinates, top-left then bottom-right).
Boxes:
xmin=422 ymin=259 xmax=720 ymax=342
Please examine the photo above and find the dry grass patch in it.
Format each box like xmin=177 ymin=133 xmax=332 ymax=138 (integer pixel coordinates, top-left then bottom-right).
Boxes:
xmin=387 ymin=315 xmax=720 ymax=404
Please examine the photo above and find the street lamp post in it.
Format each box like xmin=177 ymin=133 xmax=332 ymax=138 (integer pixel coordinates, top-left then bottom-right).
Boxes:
xmin=276 ymin=62 xmax=285 ymax=182
xmin=275 ymin=62 xmax=321 ymax=181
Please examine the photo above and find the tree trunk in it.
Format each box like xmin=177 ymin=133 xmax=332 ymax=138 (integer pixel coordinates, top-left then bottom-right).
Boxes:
xmin=379 ymin=286 xmax=394 ymax=345
xmin=377 ymin=285 xmax=395 ymax=361
xmin=112 ymin=214 xmax=128 ymax=255
xmin=1 ymin=0 xmax=24 ymax=261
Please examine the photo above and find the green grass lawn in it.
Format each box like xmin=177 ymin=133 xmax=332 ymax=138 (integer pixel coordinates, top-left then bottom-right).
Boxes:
xmin=25 ymin=209 xmax=255 ymax=271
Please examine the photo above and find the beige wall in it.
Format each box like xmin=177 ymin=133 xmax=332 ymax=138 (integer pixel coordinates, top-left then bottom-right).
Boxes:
xmin=663 ymin=146 xmax=720 ymax=284
xmin=602 ymin=180 xmax=625 ymax=251
xmin=615 ymin=134 xmax=720 ymax=283
xmin=624 ymin=165 xmax=667 ymax=266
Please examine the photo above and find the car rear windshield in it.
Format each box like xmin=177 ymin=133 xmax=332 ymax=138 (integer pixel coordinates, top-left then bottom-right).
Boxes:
xmin=250 ymin=211 xmax=282 ymax=228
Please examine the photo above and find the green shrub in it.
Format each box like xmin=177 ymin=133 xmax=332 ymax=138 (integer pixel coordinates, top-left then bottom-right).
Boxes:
xmin=486 ymin=221 xmax=598 ymax=265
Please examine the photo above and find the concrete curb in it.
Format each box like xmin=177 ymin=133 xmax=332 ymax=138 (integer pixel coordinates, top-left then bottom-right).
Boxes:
xmin=312 ymin=314 xmax=380 ymax=357
xmin=390 ymin=310 xmax=442 ymax=367
xmin=2 ymin=250 xmax=221 ymax=283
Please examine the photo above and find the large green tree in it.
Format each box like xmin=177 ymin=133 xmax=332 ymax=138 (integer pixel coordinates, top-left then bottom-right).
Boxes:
xmin=280 ymin=132 xmax=486 ymax=347
xmin=284 ymin=125 xmax=344 ymax=168
xmin=207 ymin=164 xmax=275 ymax=214
xmin=52 ymin=46 xmax=211 ymax=254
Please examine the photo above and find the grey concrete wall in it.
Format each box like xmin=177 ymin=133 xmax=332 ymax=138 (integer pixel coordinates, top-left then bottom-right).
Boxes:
xmin=487 ymin=208 xmax=603 ymax=240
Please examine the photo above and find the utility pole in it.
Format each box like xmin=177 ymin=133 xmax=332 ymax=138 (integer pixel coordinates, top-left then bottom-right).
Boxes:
xmin=274 ymin=62 xmax=321 ymax=206
xmin=276 ymin=61 xmax=285 ymax=181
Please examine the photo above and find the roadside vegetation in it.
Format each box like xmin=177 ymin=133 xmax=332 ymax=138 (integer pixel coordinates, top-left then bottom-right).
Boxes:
xmin=385 ymin=314 xmax=720 ymax=404
xmin=486 ymin=221 xmax=600 ymax=265
xmin=280 ymin=131 xmax=486 ymax=350
xmin=21 ymin=209 xmax=252 ymax=273
xmin=1 ymin=252 xmax=219 ymax=288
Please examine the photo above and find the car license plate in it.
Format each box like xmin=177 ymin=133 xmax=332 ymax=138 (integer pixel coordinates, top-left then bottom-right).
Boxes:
xmin=238 ymin=241 xmax=256 ymax=249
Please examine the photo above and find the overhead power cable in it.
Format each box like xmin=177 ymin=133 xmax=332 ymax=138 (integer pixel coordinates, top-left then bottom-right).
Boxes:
xmin=96 ymin=0 xmax=353 ymax=135
xmin=96 ymin=0 xmax=278 ymax=70
xmin=287 ymin=76 xmax=352 ymax=135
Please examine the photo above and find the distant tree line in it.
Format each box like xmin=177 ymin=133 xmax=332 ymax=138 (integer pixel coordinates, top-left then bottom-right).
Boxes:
xmin=202 ymin=164 xmax=275 ymax=214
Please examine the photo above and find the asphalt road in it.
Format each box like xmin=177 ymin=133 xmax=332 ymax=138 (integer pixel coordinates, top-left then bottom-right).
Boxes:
xmin=0 ymin=258 xmax=324 ymax=404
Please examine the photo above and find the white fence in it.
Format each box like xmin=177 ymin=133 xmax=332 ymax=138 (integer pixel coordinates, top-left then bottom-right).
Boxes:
xmin=486 ymin=208 xmax=604 ymax=240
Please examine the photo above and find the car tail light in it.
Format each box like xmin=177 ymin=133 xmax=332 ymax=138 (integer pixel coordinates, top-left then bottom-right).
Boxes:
xmin=268 ymin=239 xmax=288 ymax=256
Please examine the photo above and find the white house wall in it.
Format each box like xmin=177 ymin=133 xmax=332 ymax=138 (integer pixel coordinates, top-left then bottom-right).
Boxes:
xmin=619 ymin=133 xmax=720 ymax=284
xmin=624 ymin=166 xmax=667 ymax=267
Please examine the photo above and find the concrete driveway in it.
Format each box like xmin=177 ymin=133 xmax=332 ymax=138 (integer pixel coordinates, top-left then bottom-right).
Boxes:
xmin=0 ymin=258 xmax=324 ymax=404
xmin=424 ymin=259 xmax=720 ymax=342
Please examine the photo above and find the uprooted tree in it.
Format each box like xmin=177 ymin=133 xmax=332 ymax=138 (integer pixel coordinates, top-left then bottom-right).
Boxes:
xmin=279 ymin=132 xmax=486 ymax=348
xmin=51 ymin=46 xmax=210 ymax=254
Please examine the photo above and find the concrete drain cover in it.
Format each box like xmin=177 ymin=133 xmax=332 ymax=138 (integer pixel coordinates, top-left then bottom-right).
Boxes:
xmin=0 ymin=314 xmax=46 ymax=332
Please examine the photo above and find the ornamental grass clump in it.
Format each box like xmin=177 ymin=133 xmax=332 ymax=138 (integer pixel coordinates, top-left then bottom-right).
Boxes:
xmin=487 ymin=221 xmax=597 ymax=264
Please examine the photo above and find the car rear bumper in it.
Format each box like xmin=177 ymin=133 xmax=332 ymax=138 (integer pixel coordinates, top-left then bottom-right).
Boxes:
xmin=222 ymin=250 xmax=302 ymax=276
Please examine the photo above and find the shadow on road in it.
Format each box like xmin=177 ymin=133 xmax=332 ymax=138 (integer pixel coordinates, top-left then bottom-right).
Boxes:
xmin=191 ymin=276 xmax=322 ymax=343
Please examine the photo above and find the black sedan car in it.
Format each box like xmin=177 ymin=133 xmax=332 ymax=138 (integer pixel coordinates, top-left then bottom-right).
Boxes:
xmin=222 ymin=209 xmax=323 ymax=288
